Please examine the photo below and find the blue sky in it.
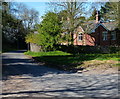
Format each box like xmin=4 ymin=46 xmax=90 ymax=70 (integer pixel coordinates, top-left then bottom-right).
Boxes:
xmin=21 ymin=2 xmax=103 ymax=22
xmin=23 ymin=2 xmax=49 ymax=21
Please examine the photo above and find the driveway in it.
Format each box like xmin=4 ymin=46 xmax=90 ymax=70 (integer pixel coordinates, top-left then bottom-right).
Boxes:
xmin=1 ymin=50 xmax=119 ymax=98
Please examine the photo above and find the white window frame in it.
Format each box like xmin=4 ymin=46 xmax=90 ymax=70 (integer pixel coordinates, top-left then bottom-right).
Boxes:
xmin=111 ymin=31 xmax=116 ymax=40
xmin=78 ymin=33 xmax=83 ymax=41
xmin=102 ymin=31 xmax=108 ymax=41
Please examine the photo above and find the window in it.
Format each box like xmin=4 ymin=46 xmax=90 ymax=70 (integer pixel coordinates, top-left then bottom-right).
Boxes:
xmin=111 ymin=32 xmax=116 ymax=40
xmin=102 ymin=31 xmax=107 ymax=41
xmin=78 ymin=33 xmax=83 ymax=41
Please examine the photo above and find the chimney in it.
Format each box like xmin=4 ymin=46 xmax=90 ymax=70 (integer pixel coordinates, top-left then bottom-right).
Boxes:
xmin=96 ymin=11 xmax=100 ymax=23
xmin=67 ymin=17 xmax=70 ymax=21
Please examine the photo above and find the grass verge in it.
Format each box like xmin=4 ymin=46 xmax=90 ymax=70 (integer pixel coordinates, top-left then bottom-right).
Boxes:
xmin=24 ymin=51 xmax=119 ymax=71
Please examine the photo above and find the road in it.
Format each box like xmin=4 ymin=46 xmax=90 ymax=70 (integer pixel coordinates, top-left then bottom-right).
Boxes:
xmin=1 ymin=50 xmax=119 ymax=98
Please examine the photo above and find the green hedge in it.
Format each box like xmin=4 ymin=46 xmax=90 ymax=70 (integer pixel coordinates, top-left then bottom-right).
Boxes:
xmin=55 ymin=45 xmax=120 ymax=54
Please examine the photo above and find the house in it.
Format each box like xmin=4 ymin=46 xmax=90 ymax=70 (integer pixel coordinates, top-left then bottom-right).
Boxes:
xmin=73 ymin=11 xmax=120 ymax=46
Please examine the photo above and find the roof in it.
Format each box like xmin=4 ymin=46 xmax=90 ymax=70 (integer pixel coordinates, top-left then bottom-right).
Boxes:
xmin=81 ymin=20 xmax=118 ymax=33
xmin=102 ymin=21 xmax=118 ymax=31
xmin=62 ymin=19 xmax=118 ymax=34
xmin=81 ymin=20 xmax=97 ymax=33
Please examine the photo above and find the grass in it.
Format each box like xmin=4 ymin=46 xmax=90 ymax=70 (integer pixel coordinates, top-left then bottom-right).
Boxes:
xmin=24 ymin=51 xmax=71 ymax=56
xmin=24 ymin=51 xmax=120 ymax=70
xmin=94 ymin=54 xmax=119 ymax=61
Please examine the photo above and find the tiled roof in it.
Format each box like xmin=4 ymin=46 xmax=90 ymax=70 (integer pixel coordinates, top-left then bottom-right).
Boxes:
xmin=102 ymin=21 xmax=118 ymax=31
xmin=62 ymin=19 xmax=118 ymax=34
xmin=82 ymin=20 xmax=118 ymax=33
xmin=81 ymin=20 xmax=97 ymax=33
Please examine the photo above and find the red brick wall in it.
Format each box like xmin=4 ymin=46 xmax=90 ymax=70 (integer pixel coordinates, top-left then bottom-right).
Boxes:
xmin=93 ymin=25 xmax=110 ymax=46
xmin=73 ymin=33 xmax=83 ymax=45
xmin=73 ymin=24 xmax=119 ymax=46
xmin=74 ymin=33 xmax=95 ymax=46
xmin=84 ymin=34 xmax=95 ymax=46
xmin=73 ymin=26 xmax=84 ymax=45
xmin=93 ymin=25 xmax=119 ymax=46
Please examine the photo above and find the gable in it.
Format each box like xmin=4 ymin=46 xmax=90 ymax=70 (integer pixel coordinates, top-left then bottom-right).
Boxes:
xmin=91 ymin=23 xmax=108 ymax=33
xmin=75 ymin=26 xmax=84 ymax=33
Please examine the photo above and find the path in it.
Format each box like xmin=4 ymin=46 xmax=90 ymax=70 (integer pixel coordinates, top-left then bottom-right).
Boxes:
xmin=1 ymin=50 xmax=119 ymax=98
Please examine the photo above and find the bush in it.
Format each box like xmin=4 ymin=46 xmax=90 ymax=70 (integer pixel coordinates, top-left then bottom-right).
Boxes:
xmin=55 ymin=45 xmax=120 ymax=54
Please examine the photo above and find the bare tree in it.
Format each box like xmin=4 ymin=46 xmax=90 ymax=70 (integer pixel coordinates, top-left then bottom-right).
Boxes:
xmin=10 ymin=2 xmax=39 ymax=32
xmin=28 ymin=8 xmax=39 ymax=29
xmin=49 ymin=1 xmax=86 ymax=45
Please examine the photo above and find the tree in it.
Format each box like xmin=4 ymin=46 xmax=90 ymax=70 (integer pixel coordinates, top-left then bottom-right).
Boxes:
xmin=9 ymin=2 xmax=39 ymax=33
xmin=52 ymin=2 xmax=86 ymax=45
xmin=2 ymin=1 xmax=40 ymax=50
xmin=26 ymin=12 xmax=62 ymax=51
xmin=100 ymin=2 xmax=120 ymax=26
xmin=88 ymin=8 xmax=97 ymax=20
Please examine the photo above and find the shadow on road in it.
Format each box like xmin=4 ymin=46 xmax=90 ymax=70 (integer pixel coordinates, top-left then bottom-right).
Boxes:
xmin=2 ymin=86 xmax=118 ymax=99
xmin=2 ymin=59 xmax=66 ymax=78
xmin=2 ymin=55 xmax=68 ymax=80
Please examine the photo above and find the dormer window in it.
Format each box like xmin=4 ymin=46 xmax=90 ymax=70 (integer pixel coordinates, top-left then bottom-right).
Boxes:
xmin=78 ymin=33 xmax=83 ymax=41
xmin=111 ymin=31 xmax=116 ymax=40
xmin=102 ymin=31 xmax=107 ymax=41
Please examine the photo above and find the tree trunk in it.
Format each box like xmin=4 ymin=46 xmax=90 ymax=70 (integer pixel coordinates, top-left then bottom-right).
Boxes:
xmin=71 ymin=32 xmax=74 ymax=45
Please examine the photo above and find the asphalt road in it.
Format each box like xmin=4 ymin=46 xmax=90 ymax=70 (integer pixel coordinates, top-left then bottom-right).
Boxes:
xmin=1 ymin=50 xmax=119 ymax=98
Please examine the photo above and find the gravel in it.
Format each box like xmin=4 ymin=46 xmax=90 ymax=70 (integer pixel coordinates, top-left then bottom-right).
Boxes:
xmin=1 ymin=50 xmax=119 ymax=98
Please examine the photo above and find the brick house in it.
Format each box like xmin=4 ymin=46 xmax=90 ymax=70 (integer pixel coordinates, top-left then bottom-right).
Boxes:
xmin=68 ymin=12 xmax=120 ymax=46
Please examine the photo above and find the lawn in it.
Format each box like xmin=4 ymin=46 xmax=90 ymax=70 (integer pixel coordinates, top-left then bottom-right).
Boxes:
xmin=24 ymin=51 xmax=120 ymax=70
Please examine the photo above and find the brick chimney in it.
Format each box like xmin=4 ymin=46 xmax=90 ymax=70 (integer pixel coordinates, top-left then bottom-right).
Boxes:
xmin=67 ymin=17 xmax=70 ymax=21
xmin=96 ymin=11 xmax=100 ymax=23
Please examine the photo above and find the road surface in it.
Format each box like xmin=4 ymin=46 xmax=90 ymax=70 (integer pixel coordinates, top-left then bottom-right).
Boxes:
xmin=1 ymin=50 xmax=119 ymax=98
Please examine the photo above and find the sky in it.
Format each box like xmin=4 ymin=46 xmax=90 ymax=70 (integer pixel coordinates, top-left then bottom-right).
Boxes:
xmin=15 ymin=1 xmax=104 ymax=22
xmin=22 ymin=2 xmax=50 ymax=22
xmin=5 ymin=0 xmax=110 ymax=20
xmin=23 ymin=2 xmax=49 ymax=16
